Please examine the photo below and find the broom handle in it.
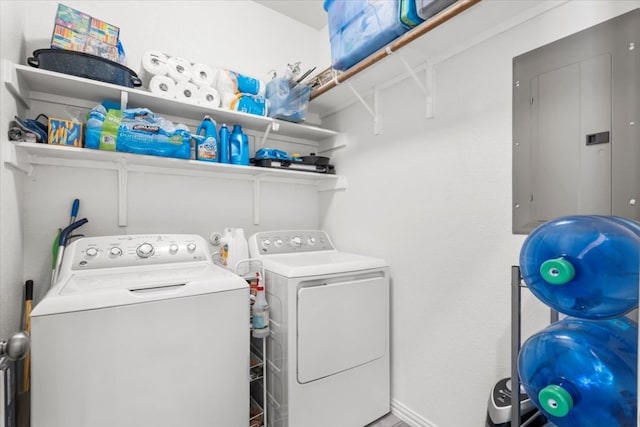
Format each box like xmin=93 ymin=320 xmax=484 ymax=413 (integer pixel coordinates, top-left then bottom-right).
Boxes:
xmin=23 ymin=280 xmax=33 ymax=393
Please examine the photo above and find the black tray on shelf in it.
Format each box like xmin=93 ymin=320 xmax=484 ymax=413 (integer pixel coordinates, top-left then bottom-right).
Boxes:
xmin=251 ymin=158 xmax=335 ymax=174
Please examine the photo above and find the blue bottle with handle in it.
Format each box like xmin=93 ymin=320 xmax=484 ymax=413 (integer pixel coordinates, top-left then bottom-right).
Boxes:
xmin=230 ymin=124 xmax=249 ymax=166
xmin=194 ymin=116 xmax=218 ymax=162
xmin=518 ymin=316 xmax=637 ymax=427
xmin=218 ymin=123 xmax=230 ymax=164
xmin=519 ymin=215 xmax=640 ymax=319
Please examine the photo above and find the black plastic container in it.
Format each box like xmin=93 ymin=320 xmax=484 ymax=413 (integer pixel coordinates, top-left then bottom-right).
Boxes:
xmin=28 ymin=49 xmax=142 ymax=88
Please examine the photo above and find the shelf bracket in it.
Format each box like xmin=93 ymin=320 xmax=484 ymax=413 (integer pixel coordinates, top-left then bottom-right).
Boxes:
xmin=120 ymin=91 xmax=129 ymax=111
xmin=317 ymin=133 xmax=348 ymax=155
xmin=253 ymin=177 xmax=261 ymax=225
xmin=117 ymin=159 xmax=128 ymax=227
xmin=346 ymin=83 xmax=381 ymax=135
xmin=398 ymin=57 xmax=434 ymax=119
xmin=317 ymin=175 xmax=348 ymax=192
xmin=259 ymin=122 xmax=280 ymax=149
xmin=4 ymin=158 xmax=32 ymax=175
xmin=3 ymin=59 xmax=30 ymax=110
xmin=2 ymin=142 xmax=33 ymax=175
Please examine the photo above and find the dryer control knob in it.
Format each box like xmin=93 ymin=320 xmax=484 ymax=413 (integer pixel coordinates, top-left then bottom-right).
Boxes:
xmin=186 ymin=242 xmax=197 ymax=252
xmin=261 ymin=239 xmax=271 ymax=249
xmin=307 ymin=237 xmax=316 ymax=245
xmin=169 ymin=244 xmax=179 ymax=254
xmin=86 ymin=247 xmax=99 ymax=258
xmin=290 ymin=236 xmax=302 ymax=248
xmin=136 ymin=243 xmax=154 ymax=258
xmin=274 ymin=239 xmax=283 ymax=247
xmin=108 ymin=247 xmax=123 ymax=257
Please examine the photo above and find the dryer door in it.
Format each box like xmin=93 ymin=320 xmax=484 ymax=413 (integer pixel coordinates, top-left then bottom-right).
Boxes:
xmin=296 ymin=271 xmax=387 ymax=383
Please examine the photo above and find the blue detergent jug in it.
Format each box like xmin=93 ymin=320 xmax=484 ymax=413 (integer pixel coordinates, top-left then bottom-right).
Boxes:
xmin=518 ymin=316 xmax=638 ymax=427
xmin=195 ymin=116 xmax=218 ymax=162
xmin=230 ymin=124 xmax=249 ymax=166
xmin=218 ymin=123 xmax=230 ymax=164
xmin=519 ymin=215 xmax=640 ymax=319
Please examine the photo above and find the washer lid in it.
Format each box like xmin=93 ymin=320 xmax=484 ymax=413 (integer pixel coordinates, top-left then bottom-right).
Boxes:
xmin=31 ymin=263 xmax=247 ymax=317
xmin=258 ymin=250 xmax=388 ymax=277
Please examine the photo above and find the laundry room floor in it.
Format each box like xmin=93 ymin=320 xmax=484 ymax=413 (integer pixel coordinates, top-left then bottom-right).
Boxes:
xmin=366 ymin=413 xmax=411 ymax=427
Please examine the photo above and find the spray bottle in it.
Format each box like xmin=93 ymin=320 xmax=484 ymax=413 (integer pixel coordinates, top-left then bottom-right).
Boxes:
xmin=252 ymin=272 xmax=270 ymax=338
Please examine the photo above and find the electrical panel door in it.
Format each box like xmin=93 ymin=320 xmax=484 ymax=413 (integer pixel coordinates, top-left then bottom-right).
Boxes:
xmin=513 ymin=9 xmax=639 ymax=234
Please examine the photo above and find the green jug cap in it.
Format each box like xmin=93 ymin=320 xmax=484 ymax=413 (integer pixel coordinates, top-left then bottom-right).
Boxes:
xmin=540 ymin=257 xmax=575 ymax=285
xmin=539 ymin=384 xmax=573 ymax=417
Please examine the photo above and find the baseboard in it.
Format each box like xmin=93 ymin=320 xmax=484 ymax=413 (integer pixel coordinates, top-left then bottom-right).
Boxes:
xmin=391 ymin=399 xmax=439 ymax=427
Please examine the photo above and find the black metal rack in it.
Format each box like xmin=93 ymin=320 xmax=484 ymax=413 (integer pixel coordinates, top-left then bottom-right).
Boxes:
xmin=510 ymin=266 xmax=558 ymax=427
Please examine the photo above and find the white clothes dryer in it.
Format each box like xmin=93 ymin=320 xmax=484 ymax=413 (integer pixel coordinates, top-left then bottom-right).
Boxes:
xmin=30 ymin=234 xmax=249 ymax=427
xmin=248 ymin=230 xmax=390 ymax=427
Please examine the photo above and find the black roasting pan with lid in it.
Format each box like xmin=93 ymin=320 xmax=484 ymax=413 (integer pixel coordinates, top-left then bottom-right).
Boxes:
xmin=28 ymin=49 xmax=142 ymax=88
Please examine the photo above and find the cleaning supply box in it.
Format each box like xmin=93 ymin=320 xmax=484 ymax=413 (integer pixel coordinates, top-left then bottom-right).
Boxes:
xmin=51 ymin=3 xmax=121 ymax=62
xmin=48 ymin=118 xmax=83 ymax=147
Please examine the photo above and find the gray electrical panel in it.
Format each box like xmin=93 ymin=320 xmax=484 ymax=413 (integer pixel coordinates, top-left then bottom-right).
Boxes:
xmin=512 ymin=9 xmax=639 ymax=234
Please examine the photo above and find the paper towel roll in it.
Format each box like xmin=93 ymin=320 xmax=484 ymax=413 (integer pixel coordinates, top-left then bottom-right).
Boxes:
xmin=191 ymin=63 xmax=215 ymax=87
xmin=216 ymin=69 xmax=265 ymax=97
xmin=198 ymin=86 xmax=221 ymax=108
xmin=175 ymin=81 xmax=199 ymax=104
xmin=149 ymin=75 xmax=176 ymax=99
xmin=141 ymin=50 xmax=168 ymax=75
xmin=219 ymin=91 xmax=236 ymax=109
xmin=167 ymin=56 xmax=192 ymax=83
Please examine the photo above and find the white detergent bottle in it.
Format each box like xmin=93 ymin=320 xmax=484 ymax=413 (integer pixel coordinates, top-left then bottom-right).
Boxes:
xmin=219 ymin=228 xmax=233 ymax=268
xmin=220 ymin=227 xmax=249 ymax=270
xmin=232 ymin=228 xmax=249 ymax=263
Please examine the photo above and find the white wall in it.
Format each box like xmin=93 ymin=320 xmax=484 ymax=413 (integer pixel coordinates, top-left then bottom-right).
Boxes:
xmin=320 ymin=1 xmax=640 ymax=426
xmin=0 ymin=1 xmax=27 ymax=340
xmin=0 ymin=1 xmax=329 ymax=328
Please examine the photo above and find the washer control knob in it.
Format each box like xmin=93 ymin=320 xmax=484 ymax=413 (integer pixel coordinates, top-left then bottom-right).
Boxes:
xmin=169 ymin=244 xmax=179 ymax=254
xmin=85 ymin=247 xmax=99 ymax=258
xmin=261 ymin=239 xmax=271 ymax=249
xmin=307 ymin=237 xmax=316 ymax=245
xmin=290 ymin=236 xmax=302 ymax=248
xmin=108 ymin=247 xmax=122 ymax=258
xmin=274 ymin=239 xmax=283 ymax=247
xmin=136 ymin=243 xmax=154 ymax=258
xmin=186 ymin=242 xmax=197 ymax=253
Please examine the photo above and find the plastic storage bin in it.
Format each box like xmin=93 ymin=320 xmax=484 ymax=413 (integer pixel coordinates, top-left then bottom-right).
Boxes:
xmin=266 ymin=77 xmax=311 ymax=123
xmin=400 ymin=0 xmax=424 ymax=27
xmin=416 ymin=0 xmax=457 ymax=20
xmin=519 ymin=215 xmax=640 ymax=319
xmin=324 ymin=0 xmax=411 ymax=71
xmin=518 ymin=316 xmax=638 ymax=427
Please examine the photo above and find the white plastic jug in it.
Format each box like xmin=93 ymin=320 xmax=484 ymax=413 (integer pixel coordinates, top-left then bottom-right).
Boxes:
xmin=219 ymin=227 xmax=249 ymax=270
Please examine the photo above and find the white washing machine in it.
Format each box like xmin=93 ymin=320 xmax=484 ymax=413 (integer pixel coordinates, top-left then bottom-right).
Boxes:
xmin=30 ymin=234 xmax=249 ymax=427
xmin=248 ymin=230 xmax=390 ymax=427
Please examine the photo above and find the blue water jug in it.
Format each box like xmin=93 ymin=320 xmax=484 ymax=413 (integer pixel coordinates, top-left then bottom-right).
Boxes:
xmin=519 ymin=215 xmax=640 ymax=319
xmin=195 ymin=115 xmax=218 ymax=162
xmin=518 ymin=316 xmax=637 ymax=427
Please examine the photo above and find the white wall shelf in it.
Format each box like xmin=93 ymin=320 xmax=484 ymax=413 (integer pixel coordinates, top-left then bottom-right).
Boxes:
xmin=3 ymin=60 xmax=348 ymax=226
xmin=4 ymin=61 xmax=340 ymax=144
xmin=4 ymin=142 xmax=346 ymax=226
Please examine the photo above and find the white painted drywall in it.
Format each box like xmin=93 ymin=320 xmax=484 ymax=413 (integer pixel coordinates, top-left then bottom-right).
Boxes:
xmin=320 ymin=1 xmax=640 ymax=426
xmin=0 ymin=1 xmax=28 ymax=340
